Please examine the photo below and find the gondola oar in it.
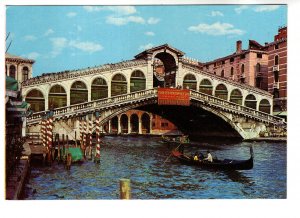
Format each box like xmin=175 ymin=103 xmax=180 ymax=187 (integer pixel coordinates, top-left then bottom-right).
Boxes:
xmin=162 ymin=143 xmax=182 ymax=165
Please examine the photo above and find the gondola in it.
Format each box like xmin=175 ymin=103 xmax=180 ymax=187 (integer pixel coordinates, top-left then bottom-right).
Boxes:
xmin=171 ymin=146 xmax=254 ymax=170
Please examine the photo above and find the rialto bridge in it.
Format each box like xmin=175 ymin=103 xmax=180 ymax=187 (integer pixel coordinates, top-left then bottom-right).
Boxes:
xmin=22 ymin=44 xmax=286 ymax=140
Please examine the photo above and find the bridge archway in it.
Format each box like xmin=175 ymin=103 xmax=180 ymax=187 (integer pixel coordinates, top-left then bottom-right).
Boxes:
xmin=130 ymin=70 xmax=146 ymax=92
xmin=111 ymin=73 xmax=127 ymax=96
xmin=91 ymin=77 xmax=108 ymax=100
xmin=48 ymin=84 xmax=67 ymax=109
xmin=130 ymin=114 xmax=139 ymax=133
xmin=259 ymin=99 xmax=271 ymax=114
xmin=111 ymin=116 xmax=118 ymax=134
xmin=120 ymin=114 xmax=128 ymax=133
xmin=141 ymin=113 xmax=150 ymax=133
xmin=230 ymin=89 xmax=243 ymax=105
xmin=245 ymin=94 xmax=257 ymax=109
xmin=199 ymin=79 xmax=213 ymax=95
xmin=215 ymin=84 xmax=228 ymax=100
xmin=153 ymin=52 xmax=177 ymax=88
xmin=183 ymin=73 xmax=197 ymax=90
xmin=70 ymin=81 xmax=88 ymax=105
xmin=26 ymin=89 xmax=45 ymax=112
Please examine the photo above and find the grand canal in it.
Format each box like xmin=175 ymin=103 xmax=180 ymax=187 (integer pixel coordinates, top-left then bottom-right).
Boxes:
xmin=24 ymin=136 xmax=286 ymax=199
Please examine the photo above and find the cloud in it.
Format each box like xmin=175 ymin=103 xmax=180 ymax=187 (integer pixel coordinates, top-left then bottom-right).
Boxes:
xmin=44 ymin=29 xmax=54 ymax=36
xmin=50 ymin=37 xmax=68 ymax=57
xmin=69 ymin=40 xmax=103 ymax=53
xmin=26 ymin=52 xmax=40 ymax=60
xmin=210 ymin=11 xmax=224 ymax=17
xmin=139 ymin=43 xmax=154 ymax=50
xmin=106 ymin=16 xmax=145 ymax=26
xmin=188 ymin=22 xmax=245 ymax=36
xmin=67 ymin=12 xmax=77 ymax=17
xmin=83 ymin=6 xmax=136 ymax=15
xmin=254 ymin=5 xmax=280 ymax=12
xmin=147 ymin=17 xmax=160 ymax=24
xmin=234 ymin=5 xmax=249 ymax=14
xmin=145 ymin=31 xmax=155 ymax=36
xmin=24 ymin=35 xmax=37 ymax=41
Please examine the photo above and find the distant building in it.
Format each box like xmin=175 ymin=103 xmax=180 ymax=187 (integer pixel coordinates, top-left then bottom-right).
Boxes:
xmin=202 ymin=40 xmax=268 ymax=91
xmin=265 ymin=26 xmax=287 ymax=119
xmin=5 ymin=53 xmax=35 ymax=87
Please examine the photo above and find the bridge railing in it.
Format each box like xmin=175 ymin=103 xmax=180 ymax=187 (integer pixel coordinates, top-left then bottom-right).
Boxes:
xmin=27 ymin=89 xmax=158 ymax=125
xmin=190 ymin=90 xmax=286 ymax=126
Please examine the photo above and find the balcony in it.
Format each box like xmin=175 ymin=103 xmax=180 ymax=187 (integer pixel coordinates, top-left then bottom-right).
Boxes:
xmin=273 ymin=65 xmax=280 ymax=71
xmin=273 ymin=82 xmax=279 ymax=89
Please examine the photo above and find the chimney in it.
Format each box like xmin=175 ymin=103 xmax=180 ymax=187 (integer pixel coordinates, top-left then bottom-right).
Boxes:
xmin=236 ymin=40 xmax=242 ymax=54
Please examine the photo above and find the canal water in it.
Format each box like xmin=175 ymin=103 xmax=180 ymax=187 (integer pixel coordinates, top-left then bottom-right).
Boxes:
xmin=24 ymin=136 xmax=286 ymax=199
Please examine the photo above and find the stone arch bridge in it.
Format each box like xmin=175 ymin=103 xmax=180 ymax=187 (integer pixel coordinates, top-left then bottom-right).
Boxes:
xmin=22 ymin=44 xmax=286 ymax=140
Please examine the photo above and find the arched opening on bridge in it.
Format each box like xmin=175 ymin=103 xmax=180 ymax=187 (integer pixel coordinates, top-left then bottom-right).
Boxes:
xmin=245 ymin=94 xmax=257 ymax=109
xmin=199 ymin=79 xmax=213 ymax=95
xmin=91 ymin=77 xmax=108 ymax=100
xmin=9 ymin=65 xmax=16 ymax=79
xmin=111 ymin=74 xmax=127 ymax=96
xmin=141 ymin=113 xmax=150 ymax=134
xmin=25 ymin=89 xmax=45 ymax=112
xmin=230 ymin=89 xmax=243 ymax=105
xmin=103 ymin=122 xmax=109 ymax=133
xmin=111 ymin=116 xmax=118 ymax=134
xmin=259 ymin=99 xmax=271 ymax=114
xmin=130 ymin=70 xmax=146 ymax=92
xmin=183 ymin=74 xmax=197 ymax=90
xmin=120 ymin=114 xmax=128 ymax=134
xmin=215 ymin=84 xmax=228 ymax=100
xmin=153 ymin=52 xmax=177 ymax=88
xmin=70 ymin=81 xmax=88 ymax=105
xmin=48 ymin=85 xmax=67 ymax=109
xmin=130 ymin=114 xmax=139 ymax=133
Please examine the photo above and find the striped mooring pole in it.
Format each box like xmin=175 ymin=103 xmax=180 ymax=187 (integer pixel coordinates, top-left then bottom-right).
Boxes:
xmin=46 ymin=111 xmax=54 ymax=165
xmin=88 ymin=116 xmax=93 ymax=159
xmin=83 ymin=116 xmax=87 ymax=158
xmin=94 ymin=111 xmax=101 ymax=163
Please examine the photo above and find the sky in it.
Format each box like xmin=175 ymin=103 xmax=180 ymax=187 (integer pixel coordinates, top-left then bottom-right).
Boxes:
xmin=5 ymin=5 xmax=287 ymax=77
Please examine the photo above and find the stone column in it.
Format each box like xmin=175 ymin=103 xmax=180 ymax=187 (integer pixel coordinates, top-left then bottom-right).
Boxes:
xmin=149 ymin=114 xmax=153 ymax=134
xmin=138 ymin=115 xmax=142 ymax=134
xmin=128 ymin=114 xmax=131 ymax=134
xmin=118 ymin=115 xmax=121 ymax=134
xmin=108 ymin=119 xmax=111 ymax=133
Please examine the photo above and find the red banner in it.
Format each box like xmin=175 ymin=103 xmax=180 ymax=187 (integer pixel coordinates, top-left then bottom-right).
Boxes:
xmin=157 ymin=88 xmax=190 ymax=106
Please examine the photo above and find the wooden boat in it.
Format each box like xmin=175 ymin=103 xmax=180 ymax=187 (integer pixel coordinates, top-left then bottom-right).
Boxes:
xmin=171 ymin=146 xmax=254 ymax=170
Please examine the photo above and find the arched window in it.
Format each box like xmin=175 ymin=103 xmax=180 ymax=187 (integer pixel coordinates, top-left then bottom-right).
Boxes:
xmin=245 ymin=94 xmax=257 ymax=109
xmin=199 ymin=79 xmax=213 ymax=95
xmin=48 ymin=85 xmax=67 ymax=109
xmin=70 ymin=81 xmax=88 ymax=105
xmin=230 ymin=89 xmax=243 ymax=105
xmin=91 ymin=77 xmax=108 ymax=100
xmin=5 ymin=65 xmax=7 ymax=75
xmin=130 ymin=114 xmax=139 ymax=133
xmin=9 ymin=65 xmax=16 ymax=79
xmin=231 ymin=67 xmax=234 ymax=76
xmin=141 ymin=113 xmax=150 ymax=134
xmin=215 ymin=84 xmax=228 ymax=100
xmin=25 ymin=89 xmax=45 ymax=112
xmin=256 ymin=63 xmax=261 ymax=72
xmin=120 ymin=114 xmax=128 ymax=134
xmin=130 ymin=70 xmax=146 ymax=92
xmin=111 ymin=74 xmax=127 ymax=96
xmin=241 ymin=64 xmax=245 ymax=74
xmin=221 ymin=70 xmax=225 ymax=77
xmin=275 ymin=55 xmax=279 ymax=65
xmin=259 ymin=99 xmax=271 ymax=114
xmin=22 ymin=66 xmax=29 ymax=81
xmin=183 ymin=74 xmax=197 ymax=90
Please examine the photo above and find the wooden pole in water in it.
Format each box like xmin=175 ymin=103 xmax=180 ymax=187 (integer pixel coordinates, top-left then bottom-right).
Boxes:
xmin=88 ymin=116 xmax=93 ymax=159
xmin=62 ymin=134 xmax=65 ymax=161
xmin=119 ymin=179 xmax=131 ymax=199
xmin=94 ymin=111 xmax=101 ymax=163
xmin=57 ymin=133 xmax=61 ymax=162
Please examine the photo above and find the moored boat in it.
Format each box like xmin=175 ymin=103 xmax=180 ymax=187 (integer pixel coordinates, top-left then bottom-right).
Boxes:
xmin=172 ymin=146 xmax=254 ymax=170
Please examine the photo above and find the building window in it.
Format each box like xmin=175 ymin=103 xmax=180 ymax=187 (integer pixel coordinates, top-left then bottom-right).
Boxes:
xmin=9 ymin=65 xmax=16 ymax=79
xmin=230 ymin=57 xmax=234 ymax=63
xmin=199 ymin=79 xmax=213 ymax=95
xmin=130 ymin=70 xmax=146 ymax=93
xmin=111 ymin=74 xmax=127 ymax=96
xmin=275 ymin=44 xmax=279 ymax=50
xmin=22 ymin=66 xmax=29 ymax=81
xmin=25 ymin=89 xmax=45 ymax=112
xmin=161 ymin=122 xmax=169 ymax=128
xmin=215 ymin=84 xmax=228 ymax=100
xmin=231 ymin=67 xmax=234 ymax=76
xmin=70 ymin=81 xmax=88 ymax=105
xmin=222 ymin=60 xmax=225 ymax=65
xmin=91 ymin=77 xmax=108 ymax=100
xmin=214 ymin=62 xmax=216 ymax=67
xmin=256 ymin=63 xmax=261 ymax=72
xmin=240 ymin=54 xmax=246 ymax=59
xmin=221 ymin=70 xmax=224 ymax=77
xmin=241 ymin=64 xmax=245 ymax=74
xmin=214 ymin=72 xmax=216 ymax=75
xmin=183 ymin=74 xmax=197 ymax=90
xmin=257 ymin=53 xmax=262 ymax=58
xmin=275 ymin=55 xmax=279 ymax=65
xmin=48 ymin=85 xmax=67 ymax=109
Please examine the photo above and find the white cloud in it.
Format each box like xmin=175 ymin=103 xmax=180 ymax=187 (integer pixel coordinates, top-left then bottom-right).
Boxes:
xmin=44 ymin=29 xmax=54 ymax=36
xmin=235 ymin=5 xmax=249 ymax=14
xmin=67 ymin=12 xmax=77 ymax=17
xmin=83 ymin=6 xmax=136 ymax=15
xmin=24 ymin=35 xmax=37 ymax=41
xmin=106 ymin=16 xmax=145 ymax=26
xmin=147 ymin=17 xmax=160 ymax=24
xmin=26 ymin=52 xmax=40 ymax=60
xmin=188 ymin=22 xmax=245 ymax=36
xmin=69 ymin=40 xmax=103 ymax=53
xmin=254 ymin=5 xmax=280 ymax=12
xmin=211 ymin=11 xmax=224 ymax=17
xmin=139 ymin=43 xmax=154 ymax=50
xmin=145 ymin=31 xmax=155 ymax=36
xmin=50 ymin=37 xmax=68 ymax=57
